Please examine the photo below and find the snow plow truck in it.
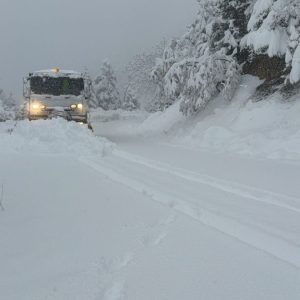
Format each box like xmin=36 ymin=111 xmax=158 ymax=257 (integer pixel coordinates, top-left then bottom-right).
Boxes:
xmin=23 ymin=68 xmax=92 ymax=127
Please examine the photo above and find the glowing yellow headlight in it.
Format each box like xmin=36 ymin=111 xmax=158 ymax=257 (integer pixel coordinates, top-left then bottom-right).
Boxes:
xmin=70 ymin=103 xmax=83 ymax=110
xmin=31 ymin=103 xmax=46 ymax=111
xmin=31 ymin=103 xmax=40 ymax=110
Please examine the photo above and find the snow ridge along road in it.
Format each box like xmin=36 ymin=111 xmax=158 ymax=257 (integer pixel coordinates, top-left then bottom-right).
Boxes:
xmin=79 ymin=149 xmax=300 ymax=269
xmin=114 ymin=149 xmax=300 ymax=214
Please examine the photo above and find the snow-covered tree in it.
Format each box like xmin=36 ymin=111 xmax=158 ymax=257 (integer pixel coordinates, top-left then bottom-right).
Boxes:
xmin=121 ymin=86 xmax=140 ymax=111
xmin=82 ymin=67 xmax=98 ymax=109
xmin=151 ymin=0 xmax=241 ymax=115
xmin=287 ymin=0 xmax=300 ymax=84
xmin=180 ymin=55 xmax=240 ymax=115
xmin=94 ymin=60 xmax=121 ymax=110
xmin=0 ymin=98 xmax=6 ymax=122
xmin=87 ymin=85 xmax=98 ymax=109
xmin=0 ymin=89 xmax=16 ymax=111
xmin=125 ymin=40 xmax=166 ymax=110
xmin=0 ymin=89 xmax=17 ymax=121
xmin=242 ymin=0 xmax=300 ymax=83
xmin=218 ymin=0 xmax=253 ymax=61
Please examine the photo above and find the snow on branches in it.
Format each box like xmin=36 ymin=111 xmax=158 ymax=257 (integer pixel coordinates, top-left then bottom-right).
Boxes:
xmin=0 ymin=89 xmax=17 ymax=121
xmin=0 ymin=99 xmax=6 ymax=122
xmin=167 ymin=55 xmax=240 ymax=116
xmin=124 ymin=41 xmax=166 ymax=111
xmin=122 ymin=86 xmax=140 ymax=111
xmin=94 ymin=60 xmax=121 ymax=111
xmin=151 ymin=0 xmax=242 ymax=115
xmin=242 ymin=0 xmax=300 ymax=83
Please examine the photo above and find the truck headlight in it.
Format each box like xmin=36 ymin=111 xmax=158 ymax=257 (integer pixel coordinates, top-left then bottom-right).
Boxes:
xmin=70 ymin=103 xmax=83 ymax=110
xmin=31 ymin=103 xmax=46 ymax=111
xmin=32 ymin=103 xmax=40 ymax=110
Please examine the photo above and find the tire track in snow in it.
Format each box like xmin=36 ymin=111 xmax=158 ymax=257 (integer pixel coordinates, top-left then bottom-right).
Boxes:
xmin=114 ymin=149 xmax=300 ymax=215
xmin=79 ymin=156 xmax=300 ymax=269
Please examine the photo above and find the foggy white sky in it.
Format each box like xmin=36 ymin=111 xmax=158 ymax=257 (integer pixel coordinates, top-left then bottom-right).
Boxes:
xmin=0 ymin=0 xmax=196 ymax=98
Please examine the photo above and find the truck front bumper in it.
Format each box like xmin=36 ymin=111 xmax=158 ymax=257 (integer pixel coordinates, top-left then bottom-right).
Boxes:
xmin=28 ymin=108 xmax=88 ymax=123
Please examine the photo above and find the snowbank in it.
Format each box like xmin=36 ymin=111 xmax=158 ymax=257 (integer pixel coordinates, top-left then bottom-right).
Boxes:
xmin=90 ymin=108 xmax=148 ymax=123
xmin=180 ymin=98 xmax=300 ymax=160
xmin=137 ymin=101 xmax=184 ymax=136
xmin=137 ymin=76 xmax=300 ymax=161
xmin=0 ymin=119 xmax=113 ymax=156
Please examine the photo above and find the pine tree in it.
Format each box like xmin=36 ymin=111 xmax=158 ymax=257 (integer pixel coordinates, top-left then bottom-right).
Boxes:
xmin=87 ymin=85 xmax=98 ymax=109
xmin=0 ymin=89 xmax=17 ymax=121
xmin=125 ymin=40 xmax=166 ymax=111
xmin=0 ymin=89 xmax=14 ymax=109
xmin=0 ymin=97 xmax=5 ymax=122
xmin=122 ymin=86 xmax=140 ymax=111
xmin=287 ymin=0 xmax=300 ymax=83
xmin=151 ymin=0 xmax=241 ymax=116
xmin=218 ymin=0 xmax=253 ymax=62
xmin=242 ymin=0 xmax=300 ymax=83
xmin=94 ymin=60 xmax=121 ymax=110
xmin=82 ymin=67 xmax=98 ymax=109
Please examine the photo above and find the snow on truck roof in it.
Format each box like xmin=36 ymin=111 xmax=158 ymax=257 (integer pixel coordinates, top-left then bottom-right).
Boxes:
xmin=31 ymin=69 xmax=84 ymax=78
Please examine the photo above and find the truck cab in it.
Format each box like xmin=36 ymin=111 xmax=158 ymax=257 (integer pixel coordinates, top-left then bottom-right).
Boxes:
xmin=24 ymin=68 xmax=92 ymax=124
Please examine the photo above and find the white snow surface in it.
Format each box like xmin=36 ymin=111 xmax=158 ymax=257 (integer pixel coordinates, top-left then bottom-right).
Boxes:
xmin=290 ymin=44 xmax=300 ymax=84
xmin=31 ymin=69 xmax=84 ymax=78
xmin=244 ymin=0 xmax=289 ymax=57
xmin=0 ymin=119 xmax=113 ymax=156
xmin=1 ymin=78 xmax=300 ymax=300
xmin=127 ymin=75 xmax=300 ymax=161
xmin=242 ymin=28 xmax=289 ymax=57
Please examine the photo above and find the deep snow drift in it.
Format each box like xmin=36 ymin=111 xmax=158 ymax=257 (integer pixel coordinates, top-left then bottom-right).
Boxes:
xmin=115 ymin=75 xmax=300 ymax=161
xmin=0 ymin=119 xmax=113 ymax=156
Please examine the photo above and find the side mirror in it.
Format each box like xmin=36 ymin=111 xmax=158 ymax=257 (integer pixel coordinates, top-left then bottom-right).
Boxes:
xmin=23 ymin=77 xmax=30 ymax=99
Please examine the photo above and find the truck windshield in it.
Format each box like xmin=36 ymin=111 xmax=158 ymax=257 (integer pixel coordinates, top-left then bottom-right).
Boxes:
xmin=30 ymin=76 xmax=84 ymax=96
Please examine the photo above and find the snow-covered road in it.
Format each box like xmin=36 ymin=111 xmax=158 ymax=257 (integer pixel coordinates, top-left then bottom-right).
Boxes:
xmin=1 ymin=117 xmax=300 ymax=299
xmin=81 ymin=143 xmax=300 ymax=267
